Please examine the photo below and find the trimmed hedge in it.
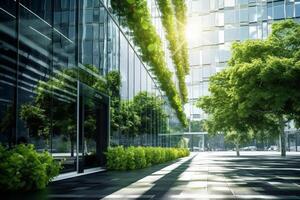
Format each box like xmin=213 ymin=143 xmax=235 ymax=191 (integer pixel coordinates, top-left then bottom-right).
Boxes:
xmin=105 ymin=146 xmax=190 ymax=170
xmin=0 ymin=144 xmax=61 ymax=192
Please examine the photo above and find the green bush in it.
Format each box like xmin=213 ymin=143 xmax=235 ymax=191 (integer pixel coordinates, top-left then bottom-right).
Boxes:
xmin=0 ymin=144 xmax=61 ymax=192
xmin=105 ymin=146 xmax=189 ymax=171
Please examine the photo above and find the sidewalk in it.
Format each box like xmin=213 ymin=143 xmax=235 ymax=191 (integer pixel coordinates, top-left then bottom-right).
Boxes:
xmin=5 ymin=152 xmax=300 ymax=199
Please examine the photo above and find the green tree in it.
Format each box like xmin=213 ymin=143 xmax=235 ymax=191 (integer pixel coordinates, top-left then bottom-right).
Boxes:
xmin=197 ymin=70 xmax=254 ymax=156
xmin=227 ymin=20 xmax=300 ymax=156
xmin=133 ymin=92 xmax=168 ymax=136
xmin=115 ymin=101 xmax=141 ymax=137
xmin=198 ymin=20 xmax=300 ymax=157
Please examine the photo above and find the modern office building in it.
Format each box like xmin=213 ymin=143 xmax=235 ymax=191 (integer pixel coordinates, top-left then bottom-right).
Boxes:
xmin=0 ymin=0 xmax=179 ymax=173
xmin=185 ymin=0 xmax=300 ymax=120
xmin=185 ymin=0 xmax=300 ymax=149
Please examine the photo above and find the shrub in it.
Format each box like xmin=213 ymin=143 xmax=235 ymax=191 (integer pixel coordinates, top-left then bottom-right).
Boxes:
xmin=0 ymin=144 xmax=61 ymax=192
xmin=105 ymin=146 xmax=189 ymax=171
xmin=133 ymin=147 xmax=147 ymax=169
xmin=105 ymin=146 xmax=127 ymax=170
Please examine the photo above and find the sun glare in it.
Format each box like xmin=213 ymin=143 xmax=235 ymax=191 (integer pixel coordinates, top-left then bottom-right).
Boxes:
xmin=185 ymin=19 xmax=200 ymax=44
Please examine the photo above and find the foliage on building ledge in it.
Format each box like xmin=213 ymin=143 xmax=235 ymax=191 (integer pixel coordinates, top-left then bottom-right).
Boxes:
xmin=172 ymin=0 xmax=190 ymax=75
xmin=110 ymin=0 xmax=187 ymax=127
xmin=156 ymin=0 xmax=188 ymax=104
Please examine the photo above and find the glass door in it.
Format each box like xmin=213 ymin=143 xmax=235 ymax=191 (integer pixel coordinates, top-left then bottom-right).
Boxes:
xmin=77 ymin=82 xmax=110 ymax=173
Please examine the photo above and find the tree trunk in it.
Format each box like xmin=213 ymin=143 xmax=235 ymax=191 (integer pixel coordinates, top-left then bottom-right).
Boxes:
xmin=235 ymin=142 xmax=240 ymax=157
xmin=84 ymin=140 xmax=88 ymax=154
xmin=280 ymin=129 xmax=286 ymax=157
xmin=70 ymin=137 xmax=74 ymax=157
xmin=280 ymin=118 xmax=286 ymax=157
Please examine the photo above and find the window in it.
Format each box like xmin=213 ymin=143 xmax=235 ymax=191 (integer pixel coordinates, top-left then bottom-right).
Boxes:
xmin=190 ymin=50 xmax=200 ymax=66
xmin=263 ymin=22 xmax=268 ymax=39
xmin=218 ymin=0 xmax=224 ymax=9
xmin=240 ymin=26 xmax=249 ymax=41
xmin=225 ymin=28 xmax=238 ymax=42
xmin=192 ymin=0 xmax=201 ymax=13
xmin=219 ymin=30 xmax=224 ymax=43
xmin=249 ymin=25 xmax=257 ymax=39
xmin=191 ymin=67 xmax=201 ymax=82
xmin=194 ymin=0 xmax=209 ymax=14
xmin=267 ymin=2 xmax=273 ymax=19
xmin=249 ymin=6 xmax=257 ymax=22
xmin=262 ymin=5 xmax=267 ymax=20
xmin=200 ymin=0 xmax=210 ymax=13
xmin=215 ymin=12 xmax=224 ymax=26
xmin=225 ymin=10 xmax=235 ymax=24
xmin=286 ymin=3 xmax=294 ymax=18
xmin=238 ymin=0 xmax=248 ymax=5
xmin=274 ymin=1 xmax=284 ymax=19
xmin=120 ymin=35 xmax=128 ymax=99
xmin=296 ymin=1 xmax=300 ymax=17
xmin=224 ymin=0 xmax=235 ymax=7
xmin=202 ymin=65 xmax=212 ymax=78
xmin=210 ymin=0 xmax=218 ymax=10
xmin=201 ymin=50 xmax=213 ymax=65
xmin=219 ymin=44 xmax=231 ymax=62
xmin=240 ymin=8 xmax=249 ymax=22
xmin=192 ymin=85 xmax=200 ymax=99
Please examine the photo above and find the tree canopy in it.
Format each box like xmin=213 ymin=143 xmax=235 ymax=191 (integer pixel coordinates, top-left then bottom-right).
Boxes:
xmin=197 ymin=20 xmax=300 ymax=156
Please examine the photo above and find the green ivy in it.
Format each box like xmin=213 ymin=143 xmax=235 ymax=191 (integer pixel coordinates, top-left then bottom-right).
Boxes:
xmin=157 ymin=0 xmax=188 ymax=104
xmin=110 ymin=0 xmax=187 ymax=127
xmin=172 ymin=0 xmax=190 ymax=75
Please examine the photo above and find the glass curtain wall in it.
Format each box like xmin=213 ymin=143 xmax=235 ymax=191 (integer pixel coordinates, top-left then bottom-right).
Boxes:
xmin=0 ymin=0 xmax=170 ymax=173
xmin=186 ymin=0 xmax=300 ymax=121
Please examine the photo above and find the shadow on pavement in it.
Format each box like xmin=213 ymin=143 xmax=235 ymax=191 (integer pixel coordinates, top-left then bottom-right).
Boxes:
xmin=1 ymin=158 xmax=190 ymax=200
xmin=140 ymin=155 xmax=196 ymax=199
xmin=212 ymin=154 xmax=300 ymax=198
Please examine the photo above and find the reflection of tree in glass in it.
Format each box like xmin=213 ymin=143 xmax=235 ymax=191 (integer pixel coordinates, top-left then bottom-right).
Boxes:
xmin=133 ymin=92 xmax=168 ymax=135
xmin=20 ymin=64 xmax=120 ymax=156
xmin=0 ymin=105 xmax=15 ymax=148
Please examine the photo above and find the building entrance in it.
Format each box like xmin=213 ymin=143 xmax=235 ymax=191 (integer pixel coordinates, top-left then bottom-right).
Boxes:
xmin=77 ymin=82 xmax=110 ymax=173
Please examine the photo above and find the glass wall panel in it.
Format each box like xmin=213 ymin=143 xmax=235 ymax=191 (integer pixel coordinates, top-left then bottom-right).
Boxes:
xmin=134 ymin=56 xmax=141 ymax=95
xmin=18 ymin=0 xmax=53 ymax=151
xmin=286 ymin=3 xmax=294 ymax=18
xmin=296 ymin=2 xmax=300 ymax=17
xmin=0 ymin=0 xmax=17 ymax=146
xmin=267 ymin=2 xmax=273 ymax=20
xmin=107 ymin=17 xmax=119 ymax=72
xmin=240 ymin=26 xmax=249 ymax=41
xmin=249 ymin=6 xmax=258 ymax=22
xmin=120 ymin=34 xmax=128 ymax=100
xmin=240 ymin=8 xmax=249 ymax=22
xmin=128 ymin=48 xmax=134 ymax=99
xmin=224 ymin=0 xmax=235 ymax=7
xmin=225 ymin=10 xmax=235 ymax=24
xmin=274 ymin=1 xmax=284 ymax=19
xmin=52 ymin=0 xmax=77 ymax=172
xmin=249 ymin=24 xmax=258 ymax=39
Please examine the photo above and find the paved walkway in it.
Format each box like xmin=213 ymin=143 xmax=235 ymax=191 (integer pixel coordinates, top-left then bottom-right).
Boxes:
xmin=7 ymin=152 xmax=300 ymax=200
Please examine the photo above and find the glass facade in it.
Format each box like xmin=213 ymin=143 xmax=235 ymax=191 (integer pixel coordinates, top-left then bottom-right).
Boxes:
xmin=0 ymin=0 xmax=173 ymax=173
xmin=186 ymin=0 xmax=300 ymax=121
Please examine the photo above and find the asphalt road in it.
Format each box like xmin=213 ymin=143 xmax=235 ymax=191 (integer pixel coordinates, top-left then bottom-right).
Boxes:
xmin=5 ymin=151 xmax=300 ymax=200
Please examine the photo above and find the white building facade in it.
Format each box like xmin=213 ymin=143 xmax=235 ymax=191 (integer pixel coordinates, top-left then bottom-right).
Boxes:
xmin=185 ymin=0 xmax=300 ymax=121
